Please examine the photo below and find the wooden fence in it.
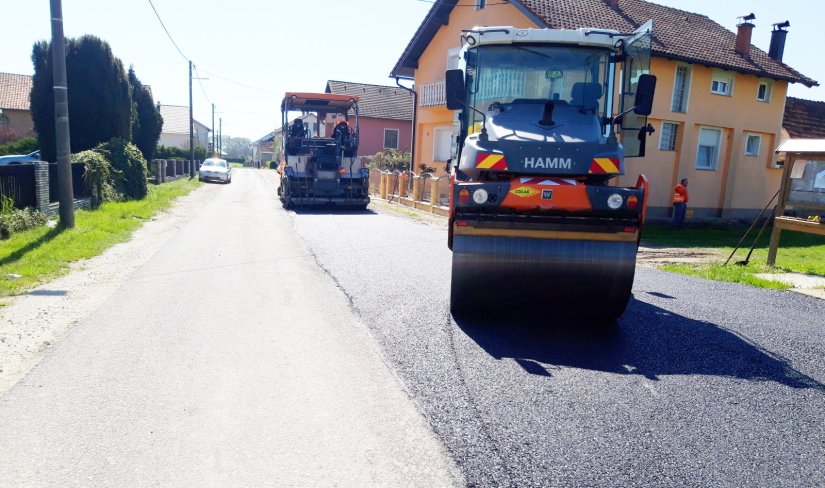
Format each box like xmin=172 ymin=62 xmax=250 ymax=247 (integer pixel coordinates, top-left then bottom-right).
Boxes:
xmin=0 ymin=164 xmax=37 ymax=209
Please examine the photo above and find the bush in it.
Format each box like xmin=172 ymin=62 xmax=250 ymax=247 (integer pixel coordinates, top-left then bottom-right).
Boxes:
xmin=269 ymin=161 xmax=279 ymax=169
xmin=94 ymin=138 xmax=148 ymax=200
xmin=364 ymin=149 xmax=411 ymax=172
xmin=75 ymin=150 xmax=119 ymax=207
xmin=0 ymin=136 xmax=39 ymax=156
xmin=0 ymin=207 xmax=48 ymax=239
xmin=155 ymin=144 xmax=207 ymax=162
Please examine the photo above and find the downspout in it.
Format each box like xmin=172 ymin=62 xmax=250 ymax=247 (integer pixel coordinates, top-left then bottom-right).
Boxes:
xmin=395 ymin=77 xmax=417 ymax=176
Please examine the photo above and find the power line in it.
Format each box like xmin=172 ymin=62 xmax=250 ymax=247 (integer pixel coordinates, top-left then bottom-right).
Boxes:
xmin=146 ymin=0 xmax=188 ymax=61
xmin=197 ymin=69 xmax=278 ymax=96
xmin=193 ymin=64 xmax=212 ymax=105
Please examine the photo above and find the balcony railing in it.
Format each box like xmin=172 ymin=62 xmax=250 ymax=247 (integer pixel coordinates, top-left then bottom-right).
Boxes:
xmin=419 ymin=80 xmax=446 ymax=107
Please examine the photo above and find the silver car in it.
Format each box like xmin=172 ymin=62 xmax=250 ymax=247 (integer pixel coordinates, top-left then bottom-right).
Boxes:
xmin=0 ymin=150 xmax=41 ymax=166
xmin=198 ymin=158 xmax=232 ymax=183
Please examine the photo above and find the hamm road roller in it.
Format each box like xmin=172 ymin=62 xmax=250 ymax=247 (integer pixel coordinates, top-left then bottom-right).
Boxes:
xmin=445 ymin=23 xmax=657 ymax=320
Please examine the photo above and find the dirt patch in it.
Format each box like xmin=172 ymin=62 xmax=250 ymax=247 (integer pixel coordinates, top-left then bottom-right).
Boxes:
xmin=636 ymin=246 xmax=723 ymax=267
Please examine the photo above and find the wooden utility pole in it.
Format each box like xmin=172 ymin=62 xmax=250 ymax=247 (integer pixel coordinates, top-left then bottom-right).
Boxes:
xmin=211 ymin=103 xmax=216 ymax=156
xmin=49 ymin=0 xmax=75 ymax=227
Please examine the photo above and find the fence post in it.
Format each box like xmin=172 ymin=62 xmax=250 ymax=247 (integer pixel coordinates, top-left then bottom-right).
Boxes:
xmin=398 ymin=173 xmax=408 ymax=199
xmin=430 ymin=179 xmax=440 ymax=207
xmin=379 ymin=173 xmax=387 ymax=199
xmin=412 ymin=176 xmax=422 ymax=201
xmin=33 ymin=161 xmax=51 ymax=213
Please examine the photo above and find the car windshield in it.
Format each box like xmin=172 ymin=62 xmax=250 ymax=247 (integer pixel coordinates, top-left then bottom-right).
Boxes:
xmin=203 ymin=160 xmax=226 ymax=168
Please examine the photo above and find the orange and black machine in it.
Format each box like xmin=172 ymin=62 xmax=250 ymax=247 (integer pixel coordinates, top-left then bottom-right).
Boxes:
xmin=445 ymin=24 xmax=656 ymax=320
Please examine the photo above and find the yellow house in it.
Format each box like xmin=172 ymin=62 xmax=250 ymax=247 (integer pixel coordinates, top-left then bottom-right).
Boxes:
xmin=0 ymin=73 xmax=34 ymax=134
xmin=390 ymin=0 xmax=817 ymax=218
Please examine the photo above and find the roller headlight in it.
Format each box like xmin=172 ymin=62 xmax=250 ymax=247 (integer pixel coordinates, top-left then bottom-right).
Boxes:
xmin=472 ymin=188 xmax=489 ymax=204
xmin=607 ymin=193 xmax=624 ymax=210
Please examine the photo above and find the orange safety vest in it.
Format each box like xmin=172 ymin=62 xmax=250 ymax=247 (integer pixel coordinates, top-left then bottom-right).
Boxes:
xmin=672 ymin=184 xmax=688 ymax=204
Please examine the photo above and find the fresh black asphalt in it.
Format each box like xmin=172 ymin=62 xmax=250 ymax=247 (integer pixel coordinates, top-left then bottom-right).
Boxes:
xmin=290 ymin=206 xmax=825 ymax=487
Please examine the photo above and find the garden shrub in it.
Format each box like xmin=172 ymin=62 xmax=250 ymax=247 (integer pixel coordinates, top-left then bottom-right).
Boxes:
xmin=75 ymin=149 xmax=119 ymax=206
xmin=0 ymin=197 xmax=47 ymax=239
xmin=0 ymin=136 xmax=39 ymax=156
xmin=95 ymin=138 xmax=148 ymax=200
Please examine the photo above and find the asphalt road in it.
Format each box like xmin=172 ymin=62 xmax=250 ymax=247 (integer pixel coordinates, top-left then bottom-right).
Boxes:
xmin=290 ymin=198 xmax=825 ymax=486
xmin=0 ymin=169 xmax=460 ymax=487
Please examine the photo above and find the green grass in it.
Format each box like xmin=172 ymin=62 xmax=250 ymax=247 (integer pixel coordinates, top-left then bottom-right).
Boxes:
xmin=0 ymin=178 xmax=201 ymax=297
xmin=642 ymin=224 xmax=825 ymax=288
xmin=228 ymin=162 xmax=244 ymax=168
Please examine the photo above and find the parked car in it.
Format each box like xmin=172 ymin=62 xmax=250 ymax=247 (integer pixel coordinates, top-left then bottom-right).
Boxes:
xmin=198 ymin=158 xmax=232 ymax=183
xmin=0 ymin=150 xmax=41 ymax=166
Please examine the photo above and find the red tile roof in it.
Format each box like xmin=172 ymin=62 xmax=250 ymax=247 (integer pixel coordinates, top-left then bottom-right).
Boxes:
xmin=392 ymin=0 xmax=817 ymax=87
xmin=0 ymin=73 xmax=32 ymax=111
xmin=783 ymin=97 xmax=825 ymax=139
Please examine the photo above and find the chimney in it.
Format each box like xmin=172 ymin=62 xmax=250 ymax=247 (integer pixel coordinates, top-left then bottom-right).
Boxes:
xmin=769 ymin=21 xmax=790 ymax=62
xmin=735 ymin=13 xmax=756 ymax=58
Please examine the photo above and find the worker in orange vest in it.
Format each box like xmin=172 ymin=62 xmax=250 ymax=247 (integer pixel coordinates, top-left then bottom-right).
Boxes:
xmin=672 ymin=178 xmax=689 ymax=228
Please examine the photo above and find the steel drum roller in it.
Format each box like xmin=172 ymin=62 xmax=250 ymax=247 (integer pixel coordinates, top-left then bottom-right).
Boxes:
xmin=450 ymin=235 xmax=637 ymax=320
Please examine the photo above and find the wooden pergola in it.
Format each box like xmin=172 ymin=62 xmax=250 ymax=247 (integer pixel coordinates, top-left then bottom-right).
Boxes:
xmin=767 ymin=139 xmax=825 ymax=265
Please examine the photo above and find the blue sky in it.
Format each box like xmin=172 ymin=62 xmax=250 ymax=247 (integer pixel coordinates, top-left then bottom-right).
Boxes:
xmin=4 ymin=1 xmax=822 ymax=141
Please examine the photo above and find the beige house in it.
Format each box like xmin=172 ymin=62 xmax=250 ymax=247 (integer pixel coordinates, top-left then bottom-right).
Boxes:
xmin=0 ymin=72 xmax=34 ymax=134
xmin=391 ymin=0 xmax=818 ymax=219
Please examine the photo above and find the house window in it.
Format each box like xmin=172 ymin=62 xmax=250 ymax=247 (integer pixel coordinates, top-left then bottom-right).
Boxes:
xmin=383 ymin=129 xmax=399 ymax=149
xmin=696 ymin=127 xmax=722 ymax=170
xmin=757 ymin=81 xmax=772 ymax=102
xmin=433 ymin=127 xmax=453 ymax=162
xmin=671 ymin=65 xmax=690 ymax=112
xmin=659 ymin=122 xmax=678 ymax=151
xmin=476 ymin=0 xmax=486 ymax=10
xmin=0 ymin=112 xmax=8 ymax=127
xmin=745 ymin=134 xmax=761 ymax=156
xmin=711 ymin=71 xmax=733 ymax=96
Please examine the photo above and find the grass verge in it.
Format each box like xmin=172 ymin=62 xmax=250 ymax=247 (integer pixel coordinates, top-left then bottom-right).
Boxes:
xmin=0 ymin=178 xmax=201 ymax=297
xmin=642 ymin=224 xmax=825 ymax=288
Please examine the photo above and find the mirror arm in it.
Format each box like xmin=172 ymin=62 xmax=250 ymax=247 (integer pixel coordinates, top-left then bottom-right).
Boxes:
xmin=456 ymin=101 xmax=489 ymax=142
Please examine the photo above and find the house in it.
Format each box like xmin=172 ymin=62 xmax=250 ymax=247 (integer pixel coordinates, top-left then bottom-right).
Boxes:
xmin=391 ymin=0 xmax=818 ymax=219
xmin=252 ymin=131 xmax=277 ymax=165
xmin=781 ymin=97 xmax=825 ymax=141
xmin=0 ymin=73 xmax=34 ymax=134
xmin=324 ymin=80 xmax=414 ymax=157
xmin=157 ymin=104 xmax=211 ymax=150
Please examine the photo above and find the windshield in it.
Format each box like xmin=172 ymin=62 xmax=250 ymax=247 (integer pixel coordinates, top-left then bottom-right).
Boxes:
xmin=202 ymin=160 xmax=227 ymax=168
xmin=465 ymin=44 xmax=611 ymax=132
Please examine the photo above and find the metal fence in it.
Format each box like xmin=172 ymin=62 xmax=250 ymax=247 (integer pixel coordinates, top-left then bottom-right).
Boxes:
xmin=48 ymin=163 xmax=88 ymax=202
xmin=0 ymin=164 xmax=37 ymax=209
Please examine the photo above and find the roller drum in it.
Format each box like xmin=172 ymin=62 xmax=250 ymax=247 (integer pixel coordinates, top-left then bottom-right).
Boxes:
xmin=450 ymin=235 xmax=637 ymax=320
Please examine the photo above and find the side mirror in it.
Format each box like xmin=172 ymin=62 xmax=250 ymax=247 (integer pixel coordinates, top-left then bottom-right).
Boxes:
xmin=633 ymin=74 xmax=657 ymax=115
xmin=445 ymin=69 xmax=466 ymax=111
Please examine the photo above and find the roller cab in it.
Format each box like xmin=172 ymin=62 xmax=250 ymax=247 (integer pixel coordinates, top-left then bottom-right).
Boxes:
xmin=445 ymin=24 xmax=656 ymax=320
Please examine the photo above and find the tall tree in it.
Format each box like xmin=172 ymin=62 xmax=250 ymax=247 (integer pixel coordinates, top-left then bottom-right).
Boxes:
xmin=30 ymin=35 xmax=132 ymax=162
xmin=128 ymin=66 xmax=163 ymax=161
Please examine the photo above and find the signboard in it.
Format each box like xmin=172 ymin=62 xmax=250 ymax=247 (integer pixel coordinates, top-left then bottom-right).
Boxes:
xmin=788 ymin=160 xmax=825 ymax=207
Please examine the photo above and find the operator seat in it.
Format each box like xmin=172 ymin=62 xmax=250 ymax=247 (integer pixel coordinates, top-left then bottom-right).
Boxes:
xmin=571 ymin=83 xmax=603 ymax=113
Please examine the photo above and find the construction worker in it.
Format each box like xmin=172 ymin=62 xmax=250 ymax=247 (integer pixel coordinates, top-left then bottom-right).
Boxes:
xmin=672 ymin=178 xmax=689 ymax=228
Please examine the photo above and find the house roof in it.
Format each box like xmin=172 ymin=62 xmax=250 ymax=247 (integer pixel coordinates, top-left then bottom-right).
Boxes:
xmin=254 ymin=131 xmax=276 ymax=144
xmin=158 ymin=104 xmax=210 ymax=135
xmin=326 ymin=80 xmax=414 ymax=121
xmin=391 ymin=0 xmax=817 ymax=87
xmin=783 ymin=97 xmax=825 ymax=139
xmin=0 ymin=72 xmax=32 ymax=111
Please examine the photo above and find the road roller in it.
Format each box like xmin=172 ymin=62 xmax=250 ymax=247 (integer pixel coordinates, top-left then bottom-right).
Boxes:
xmin=445 ymin=23 xmax=657 ymax=320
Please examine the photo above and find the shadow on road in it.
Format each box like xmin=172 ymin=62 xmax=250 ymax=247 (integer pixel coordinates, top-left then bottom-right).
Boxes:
xmin=453 ymin=297 xmax=824 ymax=390
xmin=290 ymin=207 xmax=377 ymax=216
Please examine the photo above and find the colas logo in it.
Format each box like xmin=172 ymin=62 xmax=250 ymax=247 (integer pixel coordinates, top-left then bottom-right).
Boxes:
xmin=510 ymin=186 xmax=539 ymax=198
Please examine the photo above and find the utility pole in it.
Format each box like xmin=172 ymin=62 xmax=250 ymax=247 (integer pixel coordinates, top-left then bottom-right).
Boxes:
xmin=211 ymin=103 xmax=216 ymax=157
xmin=219 ymin=118 xmax=222 ymax=157
xmin=188 ymin=60 xmax=195 ymax=177
xmin=50 ymin=0 xmax=74 ymax=228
